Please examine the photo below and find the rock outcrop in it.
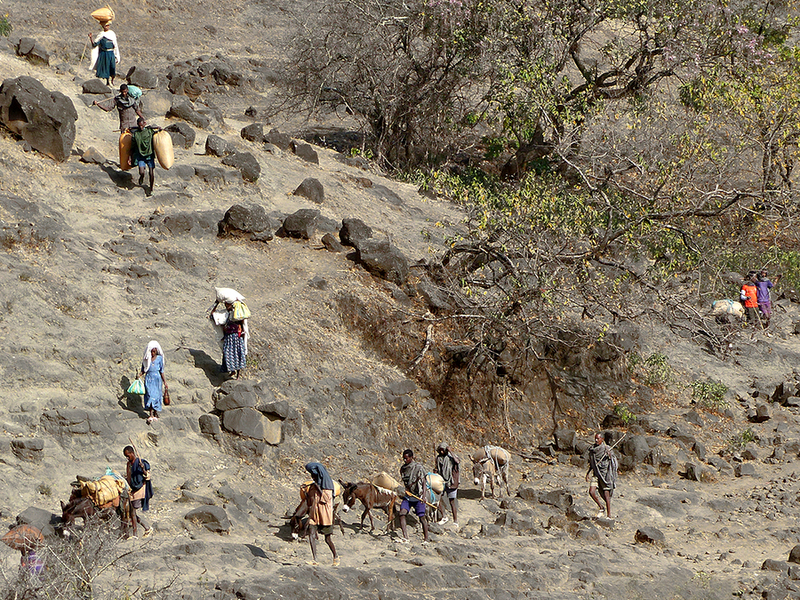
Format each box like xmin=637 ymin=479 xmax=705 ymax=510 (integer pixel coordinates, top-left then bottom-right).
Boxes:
xmin=0 ymin=76 xmax=78 ymax=162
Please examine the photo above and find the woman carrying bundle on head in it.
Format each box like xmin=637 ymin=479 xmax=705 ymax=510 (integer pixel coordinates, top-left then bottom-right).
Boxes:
xmin=88 ymin=18 xmax=120 ymax=85
xmin=208 ymin=288 xmax=250 ymax=380
xmin=140 ymin=340 xmax=167 ymax=424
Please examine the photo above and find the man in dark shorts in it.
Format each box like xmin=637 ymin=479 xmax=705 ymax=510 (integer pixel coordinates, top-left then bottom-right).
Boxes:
xmin=434 ymin=441 xmax=460 ymax=528
xmin=399 ymin=448 xmax=429 ymax=544
xmin=123 ymin=445 xmax=153 ymax=538
xmin=129 ymin=117 xmax=161 ymax=195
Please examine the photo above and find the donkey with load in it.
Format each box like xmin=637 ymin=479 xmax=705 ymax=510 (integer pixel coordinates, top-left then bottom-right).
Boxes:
xmin=61 ymin=474 xmax=133 ymax=535
xmin=340 ymin=480 xmax=399 ymax=533
xmin=472 ymin=445 xmax=511 ymax=499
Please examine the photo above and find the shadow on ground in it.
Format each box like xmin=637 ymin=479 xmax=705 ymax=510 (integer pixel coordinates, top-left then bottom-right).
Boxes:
xmin=100 ymin=163 xmax=135 ymax=189
xmin=118 ymin=375 xmax=148 ymax=418
xmin=188 ymin=348 xmax=227 ymax=387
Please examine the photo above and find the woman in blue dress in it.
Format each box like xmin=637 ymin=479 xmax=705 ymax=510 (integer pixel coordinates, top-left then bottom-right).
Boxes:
xmin=88 ymin=21 xmax=120 ymax=85
xmin=140 ymin=340 xmax=168 ymax=424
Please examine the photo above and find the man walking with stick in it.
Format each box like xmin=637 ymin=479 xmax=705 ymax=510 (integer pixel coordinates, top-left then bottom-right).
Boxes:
xmin=92 ymin=84 xmax=144 ymax=132
xmin=398 ymin=449 xmax=430 ymax=544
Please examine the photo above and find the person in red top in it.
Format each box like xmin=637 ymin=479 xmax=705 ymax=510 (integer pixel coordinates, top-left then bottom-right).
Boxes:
xmin=740 ymin=273 xmax=759 ymax=325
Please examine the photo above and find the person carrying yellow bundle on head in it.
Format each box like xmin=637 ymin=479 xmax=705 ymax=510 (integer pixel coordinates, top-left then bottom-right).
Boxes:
xmin=87 ymin=14 xmax=119 ymax=86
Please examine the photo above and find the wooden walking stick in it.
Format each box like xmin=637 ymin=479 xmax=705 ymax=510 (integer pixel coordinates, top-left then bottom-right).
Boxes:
xmin=609 ymin=432 xmax=627 ymax=450
xmin=405 ymin=491 xmax=439 ymax=511
xmin=80 ymin=38 xmax=89 ymax=67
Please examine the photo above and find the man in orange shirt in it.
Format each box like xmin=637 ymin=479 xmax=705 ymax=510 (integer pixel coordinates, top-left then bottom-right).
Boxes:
xmin=740 ymin=273 xmax=759 ymax=325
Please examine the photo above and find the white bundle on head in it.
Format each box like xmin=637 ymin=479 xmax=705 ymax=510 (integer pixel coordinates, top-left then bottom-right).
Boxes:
xmin=142 ymin=340 xmax=164 ymax=373
xmin=215 ymin=287 xmax=245 ymax=304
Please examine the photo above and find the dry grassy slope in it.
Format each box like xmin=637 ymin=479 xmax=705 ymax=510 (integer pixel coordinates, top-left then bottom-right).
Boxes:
xmin=0 ymin=24 xmax=466 ymax=510
xmin=2 ymin=4 xmax=800 ymax=599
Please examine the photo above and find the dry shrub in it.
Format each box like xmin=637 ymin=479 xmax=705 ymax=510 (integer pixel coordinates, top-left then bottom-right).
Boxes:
xmin=336 ymin=282 xmax=635 ymax=446
xmin=0 ymin=516 xmax=176 ymax=600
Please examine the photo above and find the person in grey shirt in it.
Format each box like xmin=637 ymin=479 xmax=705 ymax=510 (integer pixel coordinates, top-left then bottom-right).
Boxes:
xmin=434 ymin=442 xmax=460 ymax=528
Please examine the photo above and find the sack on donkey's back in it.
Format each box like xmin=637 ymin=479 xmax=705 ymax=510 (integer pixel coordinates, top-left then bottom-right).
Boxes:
xmin=81 ymin=476 xmax=123 ymax=506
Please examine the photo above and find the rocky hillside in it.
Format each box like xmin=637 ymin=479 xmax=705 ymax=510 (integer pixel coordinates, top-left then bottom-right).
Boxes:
xmin=2 ymin=2 xmax=800 ymax=599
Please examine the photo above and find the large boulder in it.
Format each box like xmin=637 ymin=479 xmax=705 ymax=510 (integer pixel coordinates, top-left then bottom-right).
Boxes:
xmin=222 ymin=152 xmax=261 ymax=183
xmin=553 ymin=429 xmax=577 ymax=453
xmin=257 ymin=400 xmax=288 ymax=420
xmin=282 ymin=209 xmax=320 ymax=239
xmin=0 ymin=76 xmax=78 ymax=162
xmin=218 ymin=204 xmax=276 ymax=238
xmin=621 ymin=435 xmax=651 ymax=465
xmin=222 ymin=408 xmax=265 ymax=439
xmin=164 ymin=123 xmax=196 ymax=149
xmin=241 ymin=123 xmax=265 ymax=143
xmin=205 ymin=134 xmax=231 ymax=156
xmin=199 ymin=414 xmax=222 ymax=443
xmin=214 ymin=381 xmax=259 ymax=411
xmin=291 ymin=140 xmax=319 ymax=164
xmin=168 ymin=96 xmax=211 ymax=128
xmin=168 ymin=72 xmax=207 ymax=100
xmin=213 ymin=380 xmax=280 ymax=410
xmin=15 ymin=38 xmax=50 ymax=65
xmin=184 ymin=506 xmax=231 ymax=533
xmin=265 ymin=128 xmax=291 ymax=151
xmin=340 ymin=218 xmax=373 ymax=247
xmin=126 ymin=66 xmax=160 ymax=89
xmin=354 ymin=238 xmax=410 ymax=285
xmin=82 ymin=79 xmax=111 ymax=94
xmin=293 ymin=178 xmax=324 ymax=204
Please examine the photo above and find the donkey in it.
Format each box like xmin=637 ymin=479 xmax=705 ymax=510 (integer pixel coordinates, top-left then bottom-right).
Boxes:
xmin=61 ymin=485 xmax=133 ymax=537
xmin=340 ymin=481 xmax=398 ymax=532
xmin=61 ymin=496 xmax=98 ymax=527
xmin=288 ymin=482 xmax=345 ymax=540
xmin=472 ymin=446 xmax=511 ymax=499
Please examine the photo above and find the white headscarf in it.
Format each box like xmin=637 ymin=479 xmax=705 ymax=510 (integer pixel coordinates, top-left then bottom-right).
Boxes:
xmin=142 ymin=340 xmax=164 ymax=373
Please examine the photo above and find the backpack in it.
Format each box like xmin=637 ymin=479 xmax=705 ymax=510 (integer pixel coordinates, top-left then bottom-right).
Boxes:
xmin=127 ymin=85 xmax=143 ymax=100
